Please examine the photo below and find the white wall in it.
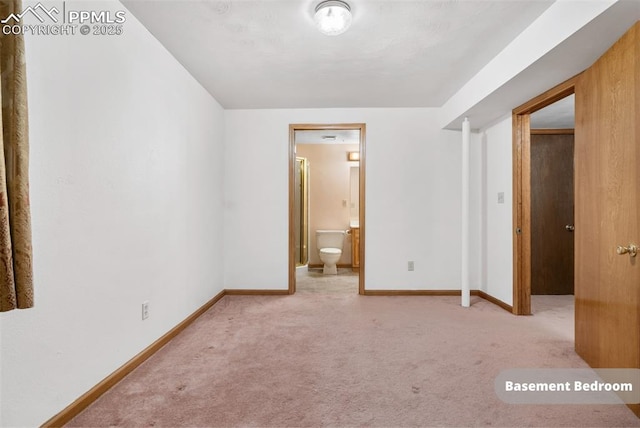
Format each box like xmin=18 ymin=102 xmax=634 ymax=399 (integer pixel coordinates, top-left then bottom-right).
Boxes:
xmin=475 ymin=116 xmax=513 ymax=305
xmin=224 ymin=108 xmax=462 ymax=291
xmin=0 ymin=317 xmax=2 ymax=420
xmin=468 ymin=130 xmax=483 ymax=291
xmin=0 ymin=1 xmax=226 ymax=426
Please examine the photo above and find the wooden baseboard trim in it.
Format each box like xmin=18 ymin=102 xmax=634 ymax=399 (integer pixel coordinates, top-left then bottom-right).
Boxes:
xmin=41 ymin=289 xmax=227 ymax=428
xmin=362 ymin=289 xmax=513 ymax=313
xmin=364 ymin=289 xmax=463 ymax=296
xmin=530 ymin=128 xmax=575 ymax=135
xmin=224 ymin=289 xmax=289 ymax=296
xmin=476 ymin=290 xmax=513 ymax=313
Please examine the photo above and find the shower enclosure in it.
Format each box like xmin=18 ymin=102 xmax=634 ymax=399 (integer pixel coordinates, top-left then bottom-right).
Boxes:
xmin=294 ymin=157 xmax=309 ymax=266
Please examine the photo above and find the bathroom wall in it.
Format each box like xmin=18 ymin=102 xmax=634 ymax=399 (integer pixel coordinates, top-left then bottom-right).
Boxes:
xmin=0 ymin=1 xmax=226 ymax=426
xmin=296 ymin=143 xmax=359 ymax=266
xmin=350 ymin=166 xmax=360 ymax=221
xmin=224 ymin=108 xmax=462 ymax=291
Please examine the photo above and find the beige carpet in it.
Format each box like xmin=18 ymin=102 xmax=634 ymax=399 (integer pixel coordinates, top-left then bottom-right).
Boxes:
xmin=67 ymin=283 xmax=639 ymax=427
xmin=531 ymin=295 xmax=574 ymax=342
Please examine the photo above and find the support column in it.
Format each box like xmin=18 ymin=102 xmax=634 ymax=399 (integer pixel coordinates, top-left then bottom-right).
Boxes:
xmin=461 ymin=117 xmax=471 ymax=307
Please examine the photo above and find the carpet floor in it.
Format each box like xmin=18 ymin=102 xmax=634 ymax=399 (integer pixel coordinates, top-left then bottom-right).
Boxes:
xmin=67 ymin=282 xmax=639 ymax=427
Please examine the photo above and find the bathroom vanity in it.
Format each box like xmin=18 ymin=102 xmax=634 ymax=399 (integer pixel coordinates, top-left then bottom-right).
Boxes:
xmin=351 ymin=226 xmax=360 ymax=271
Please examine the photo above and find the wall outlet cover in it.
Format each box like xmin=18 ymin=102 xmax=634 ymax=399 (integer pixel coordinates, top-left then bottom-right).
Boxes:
xmin=142 ymin=301 xmax=149 ymax=320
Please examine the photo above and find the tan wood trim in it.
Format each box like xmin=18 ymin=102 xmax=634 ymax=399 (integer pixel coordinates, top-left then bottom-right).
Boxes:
xmin=530 ymin=128 xmax=575 ymax=135
xmin=512 ymin=113 xmax=531 ymax=315
xmin=364 ymin=290 xmax=482 ymax=297
xmin=512 ymin=114 xmax=523 ymax=315
xmin=363 ymin=290 xmax=513 ymax=312
xmin=289 ymin=123 xmax=366 ymax=295
xmin=513 ymin=79 xmax=577 ymax=316
xmin=288 ymin=125 xmax=297 ymax=294
xmin=476 ymin=290 xmax=513 ymax=313
xmin=513 ymin=75 xmax=579 ymax=115
xmin=358 ymin=124 xmax=366 ymax=295
xmin=290 ymin=123 xmax=367 ymax=131
xmin=521 ymin=113 xmax=532 ymax=315
xmin=41 ymin=290 xmax=227 ymax=428
xmin=364 ymin=290 xmax=513 ymax=313
xmin=224 ymin=289 xmax=290 ymax=296
xmin=364 ymin=290 xmax=466 ymax=296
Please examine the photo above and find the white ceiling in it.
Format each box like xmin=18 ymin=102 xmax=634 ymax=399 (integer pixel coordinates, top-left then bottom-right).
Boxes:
xmin=121 ymin=0 xmax=554 ymax=109
xmin=531 ymin=94 xmax=575 ymax=129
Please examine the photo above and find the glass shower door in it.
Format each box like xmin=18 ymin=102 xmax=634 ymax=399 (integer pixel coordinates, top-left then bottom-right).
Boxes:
xmin=294 ymin=157 xmax=309 ymax=266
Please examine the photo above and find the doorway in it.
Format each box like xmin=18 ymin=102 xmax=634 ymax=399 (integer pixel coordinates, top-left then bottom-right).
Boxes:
xmin=528 ymin=96 xmax=576 ymax=340
xmin=288 ymin=123 xmax=366 ymax=295
xmin=511 ymin=77 xmax=576 ymax=315
xmin=529 ymin=95 xmax=575 ymax=300
xmin=513 ymin=23 xmax=639 ymax=418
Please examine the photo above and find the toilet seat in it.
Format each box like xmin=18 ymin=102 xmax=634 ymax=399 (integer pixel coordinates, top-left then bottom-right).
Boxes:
xmin=320 ymin=248 xmax=341 ymax=255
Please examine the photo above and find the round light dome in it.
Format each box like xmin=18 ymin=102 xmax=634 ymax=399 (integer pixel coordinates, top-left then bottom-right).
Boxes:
xmin=314 ymin=0 xmax=352 ymax=36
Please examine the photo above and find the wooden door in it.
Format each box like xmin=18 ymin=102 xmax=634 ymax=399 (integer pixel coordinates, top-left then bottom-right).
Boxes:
xmin=575 ymin=22 xmax=639 ymax=417
xmin=531 ymin=133 xmax=575 ymax=295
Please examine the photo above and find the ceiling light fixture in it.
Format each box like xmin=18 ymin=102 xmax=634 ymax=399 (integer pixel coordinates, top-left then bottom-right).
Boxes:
xmin=314 ymin=0 xmax=352 ymax=36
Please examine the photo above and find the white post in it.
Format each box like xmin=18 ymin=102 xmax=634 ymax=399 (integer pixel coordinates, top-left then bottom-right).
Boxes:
xmin=461 ymin=117 xmax=471 ymax=307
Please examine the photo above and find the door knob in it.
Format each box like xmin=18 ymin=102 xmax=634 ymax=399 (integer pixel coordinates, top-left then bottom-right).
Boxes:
xmin=616 ymin=244 xmax=638 ymax=257
xmin=565 ymin=225 xmax=575 ymax=232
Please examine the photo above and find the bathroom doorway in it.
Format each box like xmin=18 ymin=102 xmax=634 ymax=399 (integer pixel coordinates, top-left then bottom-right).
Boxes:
xmin=288 ymin=123 xmax=366 ymax=295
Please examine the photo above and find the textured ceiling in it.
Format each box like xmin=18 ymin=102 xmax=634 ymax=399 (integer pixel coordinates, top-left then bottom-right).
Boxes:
xmin=531 ymin=95 xmax=575 ymax=129
xmin=122 ymin=0 xmax=554 ymax=109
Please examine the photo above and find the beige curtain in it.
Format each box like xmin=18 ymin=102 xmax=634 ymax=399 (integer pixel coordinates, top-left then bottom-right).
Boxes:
xmin=0 ymin=0 xmax=33 ymax=312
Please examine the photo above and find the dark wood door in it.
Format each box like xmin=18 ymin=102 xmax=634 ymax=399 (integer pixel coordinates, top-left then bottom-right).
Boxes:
xmin=575 ymin=22 xmax=639 ymax=417
xmin=530 ymin=133 xmax=574 ymax=295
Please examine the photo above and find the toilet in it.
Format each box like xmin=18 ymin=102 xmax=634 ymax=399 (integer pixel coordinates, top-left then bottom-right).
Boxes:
xmin=316 ymin=230 xmax=346 ymax=275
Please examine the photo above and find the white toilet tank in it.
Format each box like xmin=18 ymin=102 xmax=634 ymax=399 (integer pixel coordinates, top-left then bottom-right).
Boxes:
xmin=316 ymin=230 xmax=346 ymax=250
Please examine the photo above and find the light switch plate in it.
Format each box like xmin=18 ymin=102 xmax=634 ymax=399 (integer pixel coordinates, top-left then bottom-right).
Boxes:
xmin=498 ymin=192 xmax=505 ymax=204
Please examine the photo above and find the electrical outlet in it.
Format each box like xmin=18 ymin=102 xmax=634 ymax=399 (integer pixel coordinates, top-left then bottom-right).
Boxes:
xmin=408 ymin=261 xmax=415 ymax=271
xmin=142 ymin=301 xmax=149 ymax=320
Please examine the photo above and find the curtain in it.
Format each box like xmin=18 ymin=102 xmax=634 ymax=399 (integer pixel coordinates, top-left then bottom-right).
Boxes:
xmin=0 ymin=0 xmax=33 ymax=312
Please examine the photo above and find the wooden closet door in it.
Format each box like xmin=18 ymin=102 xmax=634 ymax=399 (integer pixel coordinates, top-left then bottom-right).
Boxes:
xmin=574 ymin=21 xmax=640 ymax=417
xmin=530 ymin=133 xmax=574 ymax=295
